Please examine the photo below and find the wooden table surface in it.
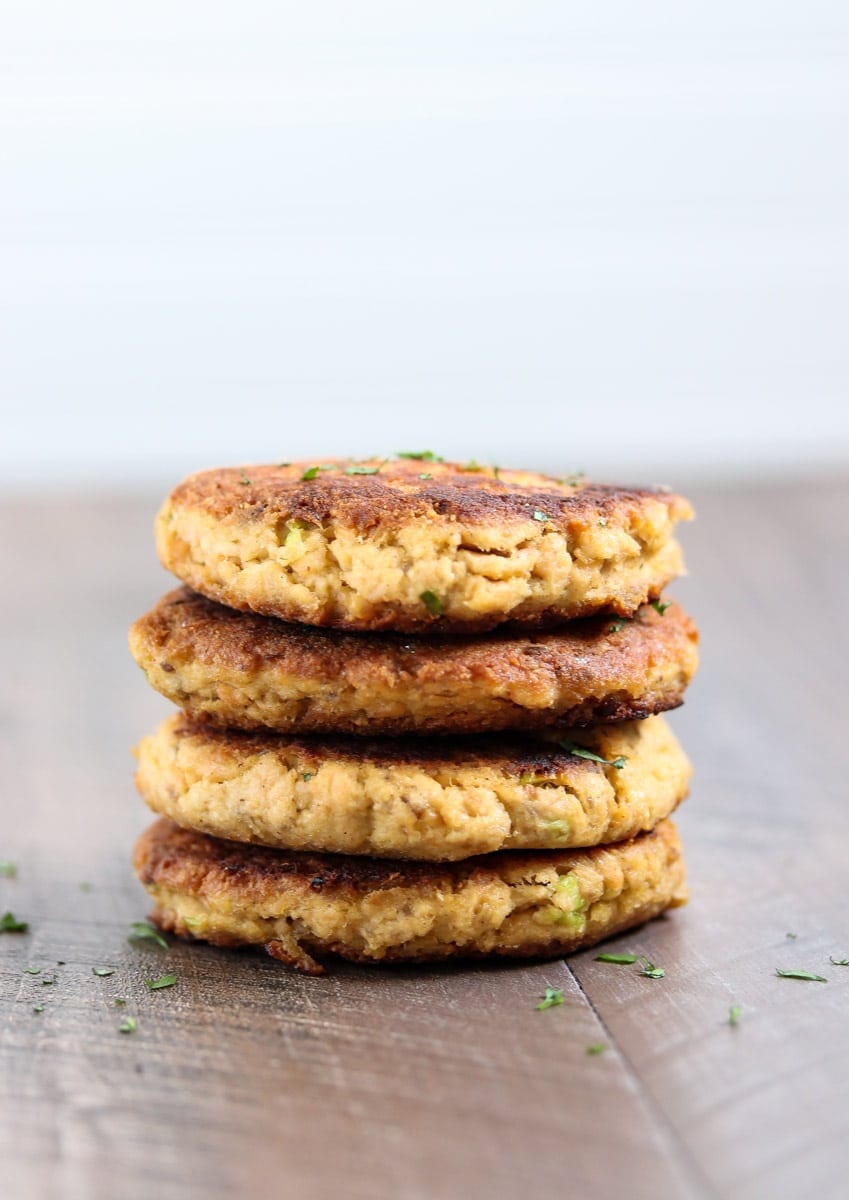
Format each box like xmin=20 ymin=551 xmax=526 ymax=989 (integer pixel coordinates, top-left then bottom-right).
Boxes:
xmin=2 ymin=478 xmax=848 ymax=1200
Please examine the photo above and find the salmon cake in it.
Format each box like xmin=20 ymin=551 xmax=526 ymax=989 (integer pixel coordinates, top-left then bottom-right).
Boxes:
xmin=134 ymin=713 xmax=690 ymax=861
xmin=130 ymin=588 xmax=698 ymax=736
xmin=155 ymin=459 xmax=692 ymax=632
xmin=133 ymin=817 xmax=687 ymax=974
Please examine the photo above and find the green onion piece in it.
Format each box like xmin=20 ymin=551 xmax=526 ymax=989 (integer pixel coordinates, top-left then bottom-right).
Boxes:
xmin=0 ymin=911 xmax=28 ymax=933
xmin=146 ymin=973 xmax=178 ymax=991
xmin=127 ymin=921 xmax=168 ymax=950
xmin=559 ymin=741 xmax=626 ymax=770
xmin=420 ymin=590 xmax=444 ymax=617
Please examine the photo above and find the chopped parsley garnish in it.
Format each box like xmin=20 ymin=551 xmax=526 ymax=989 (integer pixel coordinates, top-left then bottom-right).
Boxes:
xmin=595 ymin=952 xmax=638 ymax=965
xmin=397 ymin=451 xmax=443 ymax=462
xmin=532 ymin=510 xmax=551 ymax=523
xmin=418 ymin=473 xmax=433 ymax=480
xmin=775 ymin=968 xmax=827 ymax=982
xmin=300 ymin=465 xmax=320 ymax=481
xmin=607 ymin=617 xmax=630 ymax=633
xmin=728 ymin=1004 xmax=742 ymax=1027
xmin=637 ymin=956 xmax=665 ymax=979
xmin=420 ymin=590 xmax=444 ymax=617
xmin=597 ymin=518 xmax=607 ymax=527
xmin=460 ymin=459 xmax=482 ymax=472
xmin=0 ymin=861 xmax=17 ymax=877
xmin=92 ymin=967 xmax=115 ymax=977
xmin=0 ymin=911 xmax=28 ymax=933
xmin=557 ymin=474 xmax=583 ymax=487
xmin=651 ymin=599 xmax=671 ymax=616
xmin=128 ymin=921 xmax=168 ymax=950
xmin=239 ymin=473 xmax=252 ymax=486
xmin=559 ymin=740 xmax=626 ymax=770
xmin=829 ymin=957 xmax=849 ymax=966
xmin=301 ymin=772 xmax=314 ymax=782
xmin=118 ymin=1016 xmax=138 ymax=1034
xmin=146 ymin=973 xmax=178 ymax=991
xmin=277 ymin=461 xmax=291 ymax=468
xmin=492 ymin=465 xmax=501 ymax=479
xmin=32 ymin=1004 xmax=45 ymax=1014
xmin=345 ymin=465 xmax=381 ymax=475
xmin=535 ymin=986 xmax=564 ymax=1011
xmin=586 ymin=1043 xmax=607 ymax=1055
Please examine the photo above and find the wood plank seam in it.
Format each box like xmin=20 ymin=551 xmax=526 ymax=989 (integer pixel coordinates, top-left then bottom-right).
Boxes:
xmin=565 ymin=963 xmax=719 ymax=1200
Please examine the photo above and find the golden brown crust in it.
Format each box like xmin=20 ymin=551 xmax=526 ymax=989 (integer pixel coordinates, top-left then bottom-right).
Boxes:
xmin=129 ymin=587 xmax=698 ymax=735
xmin=166 ymin=460 xmax=686 ymax=534
xmin=155 ymin=460 xmax=692 ymax=632
xmin=134 ymin=713 xmax=691 ymax=859
xmin=134 ymin=817 xmax=687 ymax=973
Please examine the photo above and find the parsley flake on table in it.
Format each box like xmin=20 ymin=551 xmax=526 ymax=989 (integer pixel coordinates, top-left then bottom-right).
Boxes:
xmin=118 ymin=1016 xmax=137 ymax=1034
xmin=535 ymin=986 xmax=564 ymax=1011
xmin=637 ymin=956 xmax=665 ymax=979
xmin=775 ymin=969 xmax=827 ymax=982
xmin=114 ymin=998 xmax=127 ymax=1006
xmin=146 ymin=973 xmax=178 ymax=991
xmin=595 ymin=952 xmax=638 ymax=965
xmin=0 ymin=860 xmax=17 ymax=878
xmin=0 ymin=911 xmax=28 ymax=933
xmin=651 ymin=599 xmax=671 ymax=615
xmin=41 ymin=974 xmax=57 ymax=986
xmin=829 ymin=957 xmax=849 ymax=966
xmin=420 ymin=590 xmax=444 ymax=617
xmin=586 ymin=1044 xmax=607 ymax=1055
xmin=559 ymin=740 xmax=627 ymax=770
xmin=32 ymin=1005 xmax=45 ymax=1014
xmin=23 ymin=966 xmax=41 ymax=975
xmin=92 ymin=967 xmax=115 ymax=977
xmin=127 ymin=921 xmax=169 ymax=950
xmin=728 ymin=1004 xmax=742 ymax=1027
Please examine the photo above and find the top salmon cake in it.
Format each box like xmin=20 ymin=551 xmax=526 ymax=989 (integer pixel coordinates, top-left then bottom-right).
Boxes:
xmin=155 ymin=458 xmax=692 ymax=633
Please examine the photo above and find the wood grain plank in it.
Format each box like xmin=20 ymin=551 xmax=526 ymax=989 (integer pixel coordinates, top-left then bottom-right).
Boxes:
xmin=570 ymin=477 xmax=849 ymax=1200
xmin=0 ymin=495 xmax=703 ymax=1200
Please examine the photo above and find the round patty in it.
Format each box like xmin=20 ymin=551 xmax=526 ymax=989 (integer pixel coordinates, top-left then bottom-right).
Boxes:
xmin=134 ymin=817 xmax=687 ymax=974
xmin=155 ymin=460 xmax=692 ymax=632
xmin=134 ymin=714 xmax=690 ymax=861
xmin=129 ymin=588 xmax=698 ymax=736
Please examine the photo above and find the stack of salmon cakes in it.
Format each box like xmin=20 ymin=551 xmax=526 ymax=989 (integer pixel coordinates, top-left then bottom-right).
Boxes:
xmin=129 ymin=458 xmax=697 ymax=975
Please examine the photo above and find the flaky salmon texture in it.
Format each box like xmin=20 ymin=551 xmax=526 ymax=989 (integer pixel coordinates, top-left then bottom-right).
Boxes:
xmin=155 ymin=460 xmax=692 ymax=634
xmin=134 ymin=817 xmax=687 ymax=976
xmin=130 ymin=588 xmax=698 ymax=736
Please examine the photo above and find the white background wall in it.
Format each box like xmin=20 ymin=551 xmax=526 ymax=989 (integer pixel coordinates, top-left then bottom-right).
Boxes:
xmin=1 ymin=1 xmax=848 ymax=487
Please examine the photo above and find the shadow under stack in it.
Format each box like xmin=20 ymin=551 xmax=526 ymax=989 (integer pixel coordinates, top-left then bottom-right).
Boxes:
xmin=129 ymin=458 xmax=697 ymax=975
